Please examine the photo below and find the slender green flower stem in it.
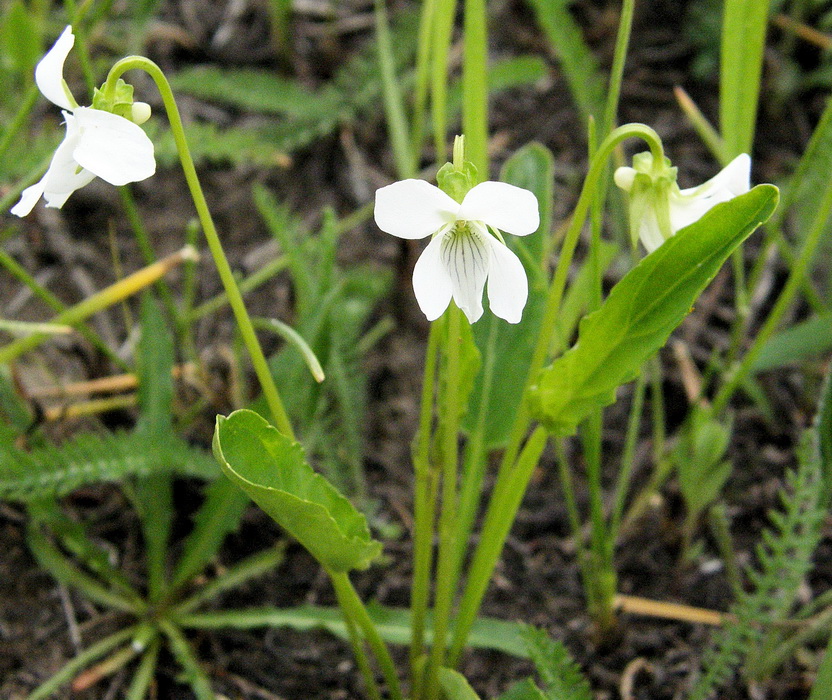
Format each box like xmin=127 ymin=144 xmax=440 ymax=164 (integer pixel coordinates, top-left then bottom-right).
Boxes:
xmin=609 ymin=371 xmax=647 ymax=542
xmin=332 ymin=583 xmax=385 ymax=700
xmin=554 ymin=439 xmax=583 ymax=544
xmin=102 ymin=57 xmax=293 ymax=438
xmin=447 ymin=426 xmax=548 ymax=667
xmin=446 ymin=124 xmax=665 ymax=663
xmin=574 ymin=0 xmax=637 ymax=630
xmin=329 ymin=571 xmax=404 ymax=700
xmin=410 ymin=323 xmax=441 ymax=682
xmin=600 ymin=0 xmax=635 ymax=137
xmin=0 ymin=248 xmax=128 ymax=371
xmin=709 ymin=169 xmax=832 ymax=417
xmin=580 ymin=411 xmax=616 ymax=630
xmin=426 ymin=305 xmax=464 ymax=700
xmin=450 ymin=319 xmax=498 ymax=589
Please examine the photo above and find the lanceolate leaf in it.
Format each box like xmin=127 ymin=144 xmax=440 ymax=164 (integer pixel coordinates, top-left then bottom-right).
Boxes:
xmin=213 ymin=409 xmax=381 ymax=572
xmin=529 ymin=185 xmax=779 ymax=436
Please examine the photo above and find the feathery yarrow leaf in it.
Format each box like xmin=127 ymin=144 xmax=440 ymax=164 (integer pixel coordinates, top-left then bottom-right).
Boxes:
xmin=0 ymin=431 xmax=220 ymax=502
xmin=688 ymin=431 xmax=825 ymax=699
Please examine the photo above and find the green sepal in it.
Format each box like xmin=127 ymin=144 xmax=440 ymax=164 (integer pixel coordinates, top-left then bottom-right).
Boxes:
xmin=212 ymin=409 xmax=382 ymax=572
xmin=92 ymin=78 xmax=135 ymax=119
xmin=437 ymin=159 xmax=479 ymax=203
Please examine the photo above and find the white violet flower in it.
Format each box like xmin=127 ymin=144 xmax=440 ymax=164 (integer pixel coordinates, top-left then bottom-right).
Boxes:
xmin=374 ymin=179 xmax=539 ymax=324
xmin=614 ymin=152 xmax=751 ymax=253
xmin=11 ymin=26 xmax=156 ymax=218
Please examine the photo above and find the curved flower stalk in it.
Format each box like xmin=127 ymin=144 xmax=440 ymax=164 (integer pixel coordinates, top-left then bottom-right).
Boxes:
xmin=11 ymin=26 xmax=156 ymax=217
xmin=374 ymin=179 xmax=539 ymax=323
xmin=614 ymin=152 xmax=751 ymax=252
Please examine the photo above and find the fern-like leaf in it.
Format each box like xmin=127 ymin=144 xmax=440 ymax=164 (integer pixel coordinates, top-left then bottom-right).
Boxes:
xmin=688 ymin=431 xmax=825 ymax=699
xmin=519 ymin=625 xmax=593 ymax=700
xmin=0 ymin=431 xmax=219 ymax=502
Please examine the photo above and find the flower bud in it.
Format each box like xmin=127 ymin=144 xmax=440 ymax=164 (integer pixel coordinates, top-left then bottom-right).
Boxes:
xmin=131 ymin=101 xmax=151 ymax=125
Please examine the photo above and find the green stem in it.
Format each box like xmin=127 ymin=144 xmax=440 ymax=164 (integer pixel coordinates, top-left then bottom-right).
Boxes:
xmin=410 ymin=323 xmax=441 ymax=683
xmin=332 ymin=582 xmax=385 ymax=700
xmin=426 ymin=305 xmax=463 ymax=699
xmin=609 ymin=370 xmax=647 ymax=542
xmin=450 ymin=318 xmax=499 ymax=591
xmin=447 ymin=426 xmax=548 ymax=667
xmin=446 ymin=123 xmax=664 ymax=663
xmin=600 ymin=0 xmax=635 ymax=137
xmin=329 ymin=571 xmax=404 ymax=700
xmin=103 ymin=57 xmax=293 ymax=438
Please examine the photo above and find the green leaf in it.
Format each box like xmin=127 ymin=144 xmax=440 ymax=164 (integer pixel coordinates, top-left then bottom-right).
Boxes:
xmin=751 ymin=313 xmax=832 ymax=373
xmin=675 ymin=408 xmax=733 ymax=516
xmin=136 ymin=294 xmax=174 ymax=439
xmin=809 ymin=635 xmax=832 ymax=700
xmin=781 ymin=95 xmax=832 ymax=236
xmin=0 ymin=431 xmax=219 ymax=502
xmin=438 ymin=668 xmax=482 ymax=700
xmin=524 ymin=0 xmax=605 ymax=124
xmin=170 ymin=67 xmax=339 ymax=118
xmin=0 ymin=1 xmax=41 ymax=78
xmin=529 ymin=185 xmax=779 ymax=436
xmin=720 ymin=0 xmax=769 ymax=156
xmin=501 ymin=143 xmax=554 ymax=265
xmin=212 ymin=409 xmax=381 ymax=572
xmin=176 ymin=604 xmax=530 ymax=658
xmin=170 ymin=479 xmax=250 ymax=589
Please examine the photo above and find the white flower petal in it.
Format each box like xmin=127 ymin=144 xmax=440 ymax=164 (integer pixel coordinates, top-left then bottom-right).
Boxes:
xmin=442 ymin=223 xmax=490 ymax=323
xmin=39 ymin=113 xmax=96 ymax=201
xmin=458 ymin=181 xmax=540 ymax=236
xmin=71 ymin=108 xmax=156 ymax=186
xmin=485 ymin=237 xmax=528 ymax=324
xmin=412 ymin=232 xmax=453 ymax=321
xmin=10 ymin=179 xmax=47 ymax=217
xmin=374 ymin=179 xmax=459 ymax=239
xmin=680 ymin=154 xmax=750 ymax=198
xmin=668 ymin=188 xmax=734 ymax=235
xmin=638 ymin=210 xmax=668 ymax=253
xmin=35 ymin=26 xmax=76 ymax=111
